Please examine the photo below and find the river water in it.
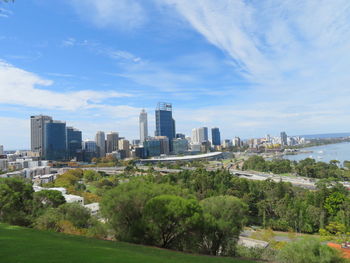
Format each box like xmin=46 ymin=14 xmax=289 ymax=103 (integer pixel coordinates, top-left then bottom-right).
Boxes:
xmin=283 ymin=142 xmax=350 ymax=164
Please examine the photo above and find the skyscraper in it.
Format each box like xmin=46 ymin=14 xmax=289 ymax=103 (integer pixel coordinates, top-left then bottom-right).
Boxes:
xmin=0 ymin=145 xmax=3 ymax=155
xmin=139 ymin=109 xmax=148 ymax=144
xmin=30 ymin=115 xmax=52 ymax=157
xmin=66 ymin=127 xmax=82 ymax=160
xmin=280 ymin=131 xmax=288 ymax=146
xmin=155 ymin=102 xmax=175 ymax=151
xmin=211 ymin=127 xmax=221 ymax=146
xmin=192 ymin=127 xmax=208 ymax=144
xmin=44 ymin=120 xmax=67 ymax=160
xmin=106 ymin=132 xmax=119 ymax=153
xmin=95 ymin=131 xmax=106 ymax=157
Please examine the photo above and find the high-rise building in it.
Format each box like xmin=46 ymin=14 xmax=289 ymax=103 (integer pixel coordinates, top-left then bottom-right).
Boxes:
xmin=211 ymin=127 xmax=221 ymax=146
xmin=30 ymin=115 xmax=52 ymax=157
xmin=66 ymin=127 xmax=82 ymax=160
xmin=233 ymin=137 xmax=241 ymax=147
xmin=95 ymin=131 xmax=106 ymax=157
xmin=106 ymin=132 xmax=119 ymax=153
xmin=143 ymin=138 xmax=161 ymax=157
xmin=192 ymin=127 xmax=208 ymax=144
xmin=280 ymin=131 xmax=288 ymax=146
xmin=118 ymin=139 xmax=130 ymax=157
xmin=173 ymin=138 xmax=188 ymax=154
xmin=44 ymin=120 xmax=67 ymax=161
xmin=0 ymin=145 xmax=3 ymax=155
xmin=139 ymin=109 xmax=148 ymax=144
xmin=155 ymin=136 xmax=170 ymax=155
xmin=155 ymin=102 xmax=175 ymax=151
xmin=83 ymin=140 xmax=97 ymax=162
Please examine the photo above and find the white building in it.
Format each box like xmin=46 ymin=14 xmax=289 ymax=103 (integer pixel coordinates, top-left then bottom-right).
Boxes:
xmin=84 ymin=202 xmax=100 ymax=216
xmin=139 ymin=109 xmax=148 ymax=144
xmin=191 ymin=127 xmax=208 ymax=144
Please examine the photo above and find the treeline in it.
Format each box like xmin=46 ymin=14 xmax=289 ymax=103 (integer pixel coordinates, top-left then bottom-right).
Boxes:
xmin=242 ymin=156 xmax=350 ymax=179
xmin=0 ymin=177 xmax=108 ymax=238
xmin=153 ymin=169 xmax=350 ymax=235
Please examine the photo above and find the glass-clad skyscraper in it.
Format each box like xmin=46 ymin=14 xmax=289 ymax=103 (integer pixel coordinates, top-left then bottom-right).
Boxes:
xmin=211 ymin=127 xmax=221 ymax=146
xmin=155 ymin=102 xmax=175 ymax=151
xmin=44 ymin=121 xmax=67 ymax=160
xmin=67 ymin=126 xmax=82 ymax=160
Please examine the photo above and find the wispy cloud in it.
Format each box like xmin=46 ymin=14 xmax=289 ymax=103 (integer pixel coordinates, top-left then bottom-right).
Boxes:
xmin=0 ymin=8 xmax=12 ymax=18
xmin=0 ymin=60 xmax=133 ymax=111
xmin=69 ymin=0 xmax=147 ymax=30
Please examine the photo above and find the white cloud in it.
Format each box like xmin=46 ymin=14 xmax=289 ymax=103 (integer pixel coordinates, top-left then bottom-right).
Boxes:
xmin=69 ymin=0 xmax=147 ymax=30
xmin=0 ymin=60 xmax=132 ymax=111
xmin=0 ymin=8 xmax=12 ymax=18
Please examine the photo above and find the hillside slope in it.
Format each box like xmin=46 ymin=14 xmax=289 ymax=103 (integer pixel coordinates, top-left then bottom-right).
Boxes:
xmin=0 ymin=224 xmax=255 ymax=263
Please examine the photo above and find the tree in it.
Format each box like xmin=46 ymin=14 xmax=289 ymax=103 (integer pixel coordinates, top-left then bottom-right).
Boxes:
xmin=57 ymin=203 xmax=91 ymax=228
xmin=144 ymin=195 xmax=202 ymax=248
xmin=100 ymin=180 xmax=189 ymax=244
xmin=33 ymin=190 xmax=66 ymax=217
xmin=277 ymin=238 xmax=346 ymax=263
xmin=0 ymin=178 xmax=33 ymax=226
xmin=198 ymin=195 xmax=248 ymax=255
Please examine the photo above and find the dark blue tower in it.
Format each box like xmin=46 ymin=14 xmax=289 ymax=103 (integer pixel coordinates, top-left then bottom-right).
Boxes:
xmin=155 ymin=102 xmax=175 ymax=151
xmin=44 ymin=121 xmax=67 ymax=161
xmin=211 ymin=127 xmax=221 ymax=146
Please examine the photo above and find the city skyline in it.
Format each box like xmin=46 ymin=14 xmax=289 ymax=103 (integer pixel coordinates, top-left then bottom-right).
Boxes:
xmin=2 ymin=1 xmax=350 ymax=149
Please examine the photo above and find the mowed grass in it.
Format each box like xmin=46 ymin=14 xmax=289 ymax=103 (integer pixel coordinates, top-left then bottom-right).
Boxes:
xmin=0 ymin=224 xmax=255 ymax=263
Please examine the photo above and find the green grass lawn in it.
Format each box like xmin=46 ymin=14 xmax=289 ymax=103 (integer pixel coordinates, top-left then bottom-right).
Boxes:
xmin=0 ymin=224 xmax=255 ymax=263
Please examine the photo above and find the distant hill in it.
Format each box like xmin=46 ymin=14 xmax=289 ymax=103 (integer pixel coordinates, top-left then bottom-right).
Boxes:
xmin=299 ymin=133 xmax=350 ymax=139
xmin=0 ymin=224 xmax=255 ymax=263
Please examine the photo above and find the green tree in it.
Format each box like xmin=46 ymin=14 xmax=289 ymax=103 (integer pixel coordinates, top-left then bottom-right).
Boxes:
xmin=144 ymin=195 xmax=202 ymax=248
xmin=33 ymin=190 xmax=66 ymax=217
xmin=57 ymin=203 xmax=91 ymax=228
xmin=101 ymin=180 xmax=190 ymax=244
xmin=0 ymin=178 xmax=33 ymax=226
xmin=277 ymin=238 xmax=346 ymax=263
xmin=198 ymin=195 xmax=248 ymax=255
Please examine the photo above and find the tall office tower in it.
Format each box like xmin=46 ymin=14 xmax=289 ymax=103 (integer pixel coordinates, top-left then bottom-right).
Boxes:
xmin=155 ymin=102 xmax=175 ymax=151
xmin=233 ymin=137 xmax=241 ymax=147
xmin=192 ymin=127 xmax=208 ymax=144
xmin=66 ymin=127 xmax=82 ymax=160
xmin=118 ymin=139 xmax=130 ymax=157
xmin=139 ymin=109 xmax=148 ymax=144
xmin=44 ymin=120 xmax=67 ymax=161
xmin=211 ymin=127 xmax=221 ymax=146
xmin=30 ymin=115 xmax=52 ymax=157
xmin=0 ymin=145 xmax=3 ymax=155
xmin=106 ymin=132 xmax=119 ymax=153
xmin=280 ymin=131 xmax=288 ymax=146
xmin=95 ymin=131 xmax=106 ymax=157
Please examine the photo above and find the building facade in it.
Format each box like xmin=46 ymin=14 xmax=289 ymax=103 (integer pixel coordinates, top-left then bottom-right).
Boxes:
xmin=106 ymin=132 xmax=119 ymax=153
xmin=155 ymin=102 xmax=175 ymax=151
xmin=44 ymin=121 xmax=67 ymax=161
xmin=66 ymin=127 xmax=82 ymax=160
xmin=192 ymin=127 xmax=208 ymax=144
xmin=143 ymin=138 xmax=161 ymax=157
xmin=30 ymin=115 xmax=52 ymax=157
xmin=211 ymin=127 xmax=221 ymax=146
xmin=95 ymin=131 xmax=106 ymax=157
xmin=139 ymin=109 xmax=148 ymax=144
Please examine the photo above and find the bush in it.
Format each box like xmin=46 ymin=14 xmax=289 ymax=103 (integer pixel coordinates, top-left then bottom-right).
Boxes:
xmin=277 ymin=238 xmax=346 ymax=263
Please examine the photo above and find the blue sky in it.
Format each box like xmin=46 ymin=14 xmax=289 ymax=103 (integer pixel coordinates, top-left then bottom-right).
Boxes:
xmin=1 ymin=0 xmax=350 ymax=149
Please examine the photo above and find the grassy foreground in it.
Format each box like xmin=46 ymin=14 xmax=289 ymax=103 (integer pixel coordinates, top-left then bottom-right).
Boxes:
xmin=0 ymin=224 xmax=255 ymax=263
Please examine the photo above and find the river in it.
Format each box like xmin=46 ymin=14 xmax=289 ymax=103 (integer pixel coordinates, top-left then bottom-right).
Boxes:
xmin=283 ymin=142 xmax=350 ymax=164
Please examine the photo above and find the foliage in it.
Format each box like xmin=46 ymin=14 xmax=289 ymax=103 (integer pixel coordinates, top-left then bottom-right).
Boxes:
xmin=0 ymin=178 xmax=33 ymax=226
xmin=32 ymin=190 xmax=66 ymax=216
xmin=100 ymin=180 xmax=190 ymax=244
xmin=277 ymin=238 xmax=346 ymax=263
xmin=144 ymin=195 xmax=202 ymax=248
xmin=198 ymin=195 xmax=248 ymax=256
